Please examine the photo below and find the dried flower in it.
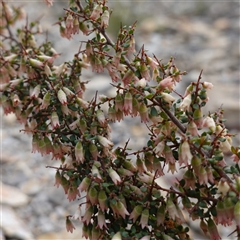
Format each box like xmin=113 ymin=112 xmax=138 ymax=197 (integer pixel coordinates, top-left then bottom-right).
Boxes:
xmin=66 ymin=217 xmax=75 ymax=233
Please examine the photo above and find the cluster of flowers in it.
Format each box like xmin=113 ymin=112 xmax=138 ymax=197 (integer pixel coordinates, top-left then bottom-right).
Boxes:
xmin=1 ymin=1 xmax=240 ymax=239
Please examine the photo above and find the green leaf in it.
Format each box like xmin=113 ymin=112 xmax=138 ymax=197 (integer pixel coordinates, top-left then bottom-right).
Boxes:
xmin=150 ymin=106 xmax=158 ymax=116
xmin=160 ymin=111 xmax=168 ymax=120
xmin=192 ymin=103 xmax=199 ymax=109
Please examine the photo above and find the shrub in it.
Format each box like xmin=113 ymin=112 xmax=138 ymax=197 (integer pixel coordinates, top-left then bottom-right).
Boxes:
xmin=1 ymin=1 xmax=239 ymax=239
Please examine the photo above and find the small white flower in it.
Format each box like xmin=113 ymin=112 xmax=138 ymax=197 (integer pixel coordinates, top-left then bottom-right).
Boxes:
xmin=180 ymin=94 xmax=192 ymax=111
xmin=98 ymin=135 xmax=113 ymax=148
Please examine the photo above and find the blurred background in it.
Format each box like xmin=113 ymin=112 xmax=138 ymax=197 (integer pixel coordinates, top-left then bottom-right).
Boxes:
xmin=1 ymin=1 xmax=239 ymax=239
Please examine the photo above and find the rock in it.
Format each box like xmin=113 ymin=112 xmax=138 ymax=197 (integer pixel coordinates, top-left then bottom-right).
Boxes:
xmin=1 ymin=182 xmax=29 ymax=207
xmin=1 ymin=205 xmax=34 ymax=240
xmin=20 ymin=178 xmax=43 ymax=195
xmin=37 ymin=228 xmax=83 ymax=240
xmin=0 ymin=229 xmax=6 ymax=240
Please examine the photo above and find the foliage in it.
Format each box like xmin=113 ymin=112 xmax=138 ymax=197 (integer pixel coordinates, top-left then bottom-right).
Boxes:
xmin=1 ymin=0 xmax=240 ymax=239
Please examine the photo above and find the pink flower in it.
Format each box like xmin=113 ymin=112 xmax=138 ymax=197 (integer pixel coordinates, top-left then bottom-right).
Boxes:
xmin=186 ymin=121 xmax=199 ymax=136
xmin=78 ymin=176 xmax=91 ymax=192
xmin=123 ymin=92 xmax=133 ymax=115
xmin=115 ymin=201 xmax=129 ymax=219
xmin=66 ymin=217 xmax=75 ymax=233
xmin=90 ymin=4 xmax=102 ymax=21
xmin=96 ymin=110 xmax=106 ymax=126
xmin=44 ymin=0 xmax=54 ymax=7
xmin=122 ymin=70 xmax=135 ymax=86
xmin=82 ymin=206 xmax=93 ymax=225
xmin=140 ymin=208 xmax=149 ymax=229
xmin=129 ymin=205 xmax=143 ymax=223
xmin=97 ymin=210 xmax=107 ymax=229
xmin=153 ymin=141 xmax=165 ymax=156
xmin=51 ymin=112 xmax=60 ymax=129
xmin=207 ymin=219 xmax=221 ymax=240
xmin=198 ymin=166 xmax=208 ymax=185
xmin=140 ymin=63 xmax=151 ymax=81
xmin=98 ymin=190 xmax=108 ymax=212
xmin=178 ymin=140 xmax=192 ymax=166
xmin=101 ymin=10 xmax=109 ymax=28
xmin=67 ymin=186 xmax=80 ymax=201
xmin=30 ymin=85 xmax=41 ymax=99
xmin=87 ymin=186 xmax=98 ymax=205
xmin=139 ymin=102 xmax=149 ymax=123
xmin=75 ymin=141 xmax=85 ymax=163
xmin=158 ymin=76 xmax=175 ymax=91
